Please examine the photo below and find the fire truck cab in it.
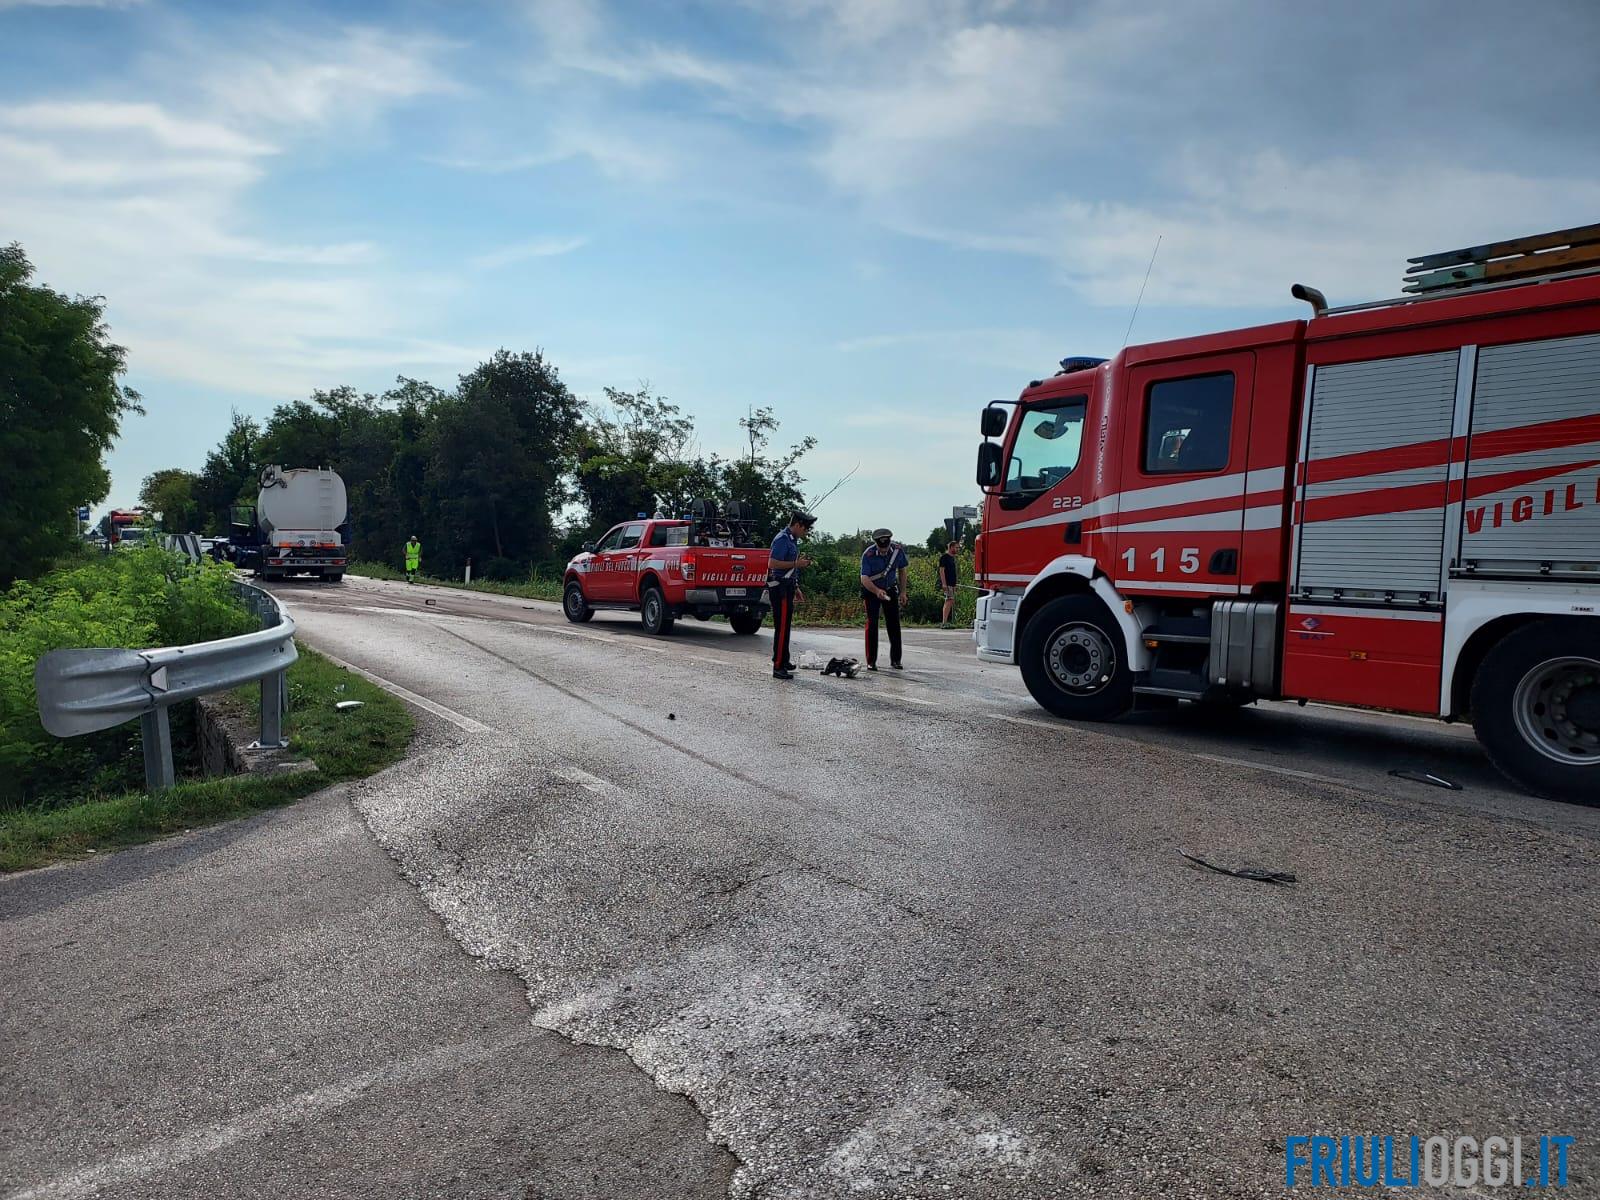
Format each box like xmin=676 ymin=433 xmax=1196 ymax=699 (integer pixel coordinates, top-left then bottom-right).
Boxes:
xmin=973 ymin=227 xmax=1600 ymax=800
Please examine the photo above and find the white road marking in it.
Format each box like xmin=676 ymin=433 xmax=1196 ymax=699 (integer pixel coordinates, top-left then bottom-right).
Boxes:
xmin=350 ymin=605 xmax=462 ymax=618
xmin=986 ymin=712 xmax=1066 ymax=732
xmin=1187 ymin=752 xmax=1346 ymax=788
xmin=542 ymin=626 xmax=670 ymax=654
xmin=878 ymin=693 xmax=937 ymax=706
xmin=311 ymin=650 xmax=498 ymax=735
xmin=551 ymin=764 xmax=620 ymax=795
xmin=4 ymin=1032 xmax=536 ymax=1200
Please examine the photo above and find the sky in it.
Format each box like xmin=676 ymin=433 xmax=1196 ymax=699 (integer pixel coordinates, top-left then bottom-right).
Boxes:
xmin=4 ymin=0 xmax=1599 ymax=540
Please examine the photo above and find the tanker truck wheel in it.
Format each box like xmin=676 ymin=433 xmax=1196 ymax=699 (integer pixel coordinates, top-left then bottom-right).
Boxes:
xmin=1018 ymin=594 xmax=1132 ymax=721
xmin=1472 ymin=618 xmax=1600 ymax=803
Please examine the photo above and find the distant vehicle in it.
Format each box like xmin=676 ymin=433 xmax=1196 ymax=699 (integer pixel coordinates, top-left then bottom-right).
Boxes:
xmin=113 ymin=526 xmax=150 ymax=549
xmin=563 ymin=501 xmax=769 ymax=635
xmin=231 ymin=466 xmax=348 ymax=582
xmin=200 ymin=537 xmax=229 ymax=562
xmin=104 ymin=508 xmax=148 ymax=546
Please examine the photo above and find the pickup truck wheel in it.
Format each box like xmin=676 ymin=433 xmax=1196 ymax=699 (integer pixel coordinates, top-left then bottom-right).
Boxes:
xmin=641 ymin=586 xmax=675 ymax=635
xmin=563 ymin=581 xmax=594 ymax=623
xmin=1018 ymin=595 xmax=1132 ymax=721
xmin=730 ymin=613 xmax=763 ymax=636
xmin=1473 ymin=618 xmax=1600 ymax=803
xmin=326 ymin=571 xmax=344 ymax=584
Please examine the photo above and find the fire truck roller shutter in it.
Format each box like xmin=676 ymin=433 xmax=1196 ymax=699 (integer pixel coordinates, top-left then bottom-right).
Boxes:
xmin=1460 ymin=332 xmax=1600 ymax=577
xmin=1294 ymin=350 xmax=1460 ymax=603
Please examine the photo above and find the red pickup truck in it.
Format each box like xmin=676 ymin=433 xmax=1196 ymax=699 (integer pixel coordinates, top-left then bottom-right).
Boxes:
xmin=563 ymin=517 xmax=770 ymax=635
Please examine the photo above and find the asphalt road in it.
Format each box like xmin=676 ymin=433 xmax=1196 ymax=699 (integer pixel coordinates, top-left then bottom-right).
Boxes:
xmin=1 ymin=755 xmax=735 ymax=1200
xmin=208 ymin=572 xmax=1599 ymax=1198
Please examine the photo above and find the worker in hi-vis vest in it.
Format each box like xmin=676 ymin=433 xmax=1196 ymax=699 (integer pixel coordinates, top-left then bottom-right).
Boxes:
xmin=404 ymin=535 xmax=421 ymax=583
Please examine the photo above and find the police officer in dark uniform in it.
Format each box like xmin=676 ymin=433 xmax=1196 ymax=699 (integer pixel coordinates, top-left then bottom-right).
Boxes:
xmin=859 ymin=527 xmax=908 ymax=670
xmin=768 ymin=511 xmax=815 ymax=680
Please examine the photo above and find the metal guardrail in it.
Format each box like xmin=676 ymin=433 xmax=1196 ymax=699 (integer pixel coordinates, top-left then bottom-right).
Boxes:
xmin=34 ymin=581 xmax=298 ymax=790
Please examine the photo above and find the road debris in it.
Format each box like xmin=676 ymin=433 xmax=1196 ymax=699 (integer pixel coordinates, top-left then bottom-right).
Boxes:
xmin=334 ymin=700 xmax=365 ymax=712
xmin=1388 ymin=768 xmax=1462 ymax=790
xmin=1179 ymin=849 xmax=1297 ymax=885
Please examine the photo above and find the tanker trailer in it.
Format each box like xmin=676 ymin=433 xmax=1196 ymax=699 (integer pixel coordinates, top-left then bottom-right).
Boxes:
xmin=242 ymin=465 xmax=348 ymax=582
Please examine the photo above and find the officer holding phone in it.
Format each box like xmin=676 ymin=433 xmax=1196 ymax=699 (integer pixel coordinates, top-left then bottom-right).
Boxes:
xmin=768 ymin=511 xmax=815 ymax=680
xmin=859 ymin=528 xmax=908 ymax=671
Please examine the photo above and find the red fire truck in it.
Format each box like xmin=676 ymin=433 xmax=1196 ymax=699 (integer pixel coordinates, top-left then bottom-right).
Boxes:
xmin=972 ymin=226 xmax=1600 ymax=800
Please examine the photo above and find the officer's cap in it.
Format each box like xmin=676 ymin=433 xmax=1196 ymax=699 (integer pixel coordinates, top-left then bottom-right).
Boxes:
xmin=872 ymin=527 xmax=892 ymax=539
xmin=790 ymin=511 xmax=817 ymax=528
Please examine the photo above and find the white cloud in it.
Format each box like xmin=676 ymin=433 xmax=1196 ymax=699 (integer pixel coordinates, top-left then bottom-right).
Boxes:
xmin=0 ymin=19 xmax=465 ymax=414
xmin=0 ymin=101 xmax=274 ymax=155
xmin=961 ymin=152 xmax=1600 ymax=308
xmin=194 ymin=27 xmax=460 ymax=129
xmin=471 ymin=236 xmax=589 ymax=269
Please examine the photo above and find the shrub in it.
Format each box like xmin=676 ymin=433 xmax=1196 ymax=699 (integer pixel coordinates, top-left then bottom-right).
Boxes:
xmin=0 ymin=547 xmax=255 ymax=808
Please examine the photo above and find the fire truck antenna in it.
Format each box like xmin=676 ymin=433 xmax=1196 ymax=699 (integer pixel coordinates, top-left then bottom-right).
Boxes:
xmin=1121 ymin=234 xmax=1162 ymax=351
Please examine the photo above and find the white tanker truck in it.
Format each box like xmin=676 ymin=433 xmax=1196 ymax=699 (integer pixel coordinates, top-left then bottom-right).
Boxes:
xmin=230 ymin=465 xmax=348 ymax=582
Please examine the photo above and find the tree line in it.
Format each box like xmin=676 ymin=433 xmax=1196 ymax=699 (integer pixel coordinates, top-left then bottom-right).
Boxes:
xmin=138 ymin=357 xmax=818 ymax=580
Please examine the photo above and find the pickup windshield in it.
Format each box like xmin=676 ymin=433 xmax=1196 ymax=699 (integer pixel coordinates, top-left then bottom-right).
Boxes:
xmin=1005 ymin=396 xmax=1086 ymax=495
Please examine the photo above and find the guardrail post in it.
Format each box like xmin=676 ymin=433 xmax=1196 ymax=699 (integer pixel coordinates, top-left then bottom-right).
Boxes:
xmin=140 ymin=708 xmax=175 ymax=791
xmin=256 ymin=668 xmax=289 ymax=749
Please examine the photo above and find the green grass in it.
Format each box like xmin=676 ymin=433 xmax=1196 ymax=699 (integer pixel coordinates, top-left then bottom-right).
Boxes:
xmin=0 ymin=644 xmax=413 ymax=872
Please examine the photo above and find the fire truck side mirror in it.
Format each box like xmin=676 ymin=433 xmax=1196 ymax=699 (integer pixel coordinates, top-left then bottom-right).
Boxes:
xmin=976 ymin=442 xmax=1004 ymax=490
xmin=980 ymin=406 xmax=1008 ymax=438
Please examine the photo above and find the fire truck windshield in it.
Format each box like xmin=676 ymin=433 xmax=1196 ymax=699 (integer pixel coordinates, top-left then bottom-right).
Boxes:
xmin=1004 ymin=396 xmax=1086 ymax=496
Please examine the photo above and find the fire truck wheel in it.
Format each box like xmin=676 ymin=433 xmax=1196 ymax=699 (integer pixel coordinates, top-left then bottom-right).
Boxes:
xmin=641 ymin=585 xmax=676 ymax=635
xmin=1472 ymin=619 xmax=1600 ymax=803
xmin=1018 ymin=595 xmax=1133 ymax=720
xmin=563 ymin=581 xmax=594 ymax=623
xmin=730 ymin=613 xmax=763 ymax=635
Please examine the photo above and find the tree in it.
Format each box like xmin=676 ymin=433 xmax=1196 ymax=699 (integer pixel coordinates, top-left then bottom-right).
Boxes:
xmin=193 ymin=410 xmax=260 ymax=533
xmin=139 ymin=468 xmax=201 ymax=532
xmin=0 ymin=243 xmax=142 ymax=583
xmin=722 ymin=406 xmax=815 ymax=533
xmin=575 ymin=386 xmax=715 ymax=528
xmin=425 ymin=350 xmax=582 ymax=574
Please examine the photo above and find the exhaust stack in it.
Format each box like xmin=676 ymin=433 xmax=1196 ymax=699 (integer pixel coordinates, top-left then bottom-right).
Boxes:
xmin=1291 ymin=283 xmax=1328 ymax=317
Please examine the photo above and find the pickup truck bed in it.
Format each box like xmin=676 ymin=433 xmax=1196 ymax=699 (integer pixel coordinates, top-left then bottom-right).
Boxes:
xmin=563 ymin=519 xmax=769 ymax=635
